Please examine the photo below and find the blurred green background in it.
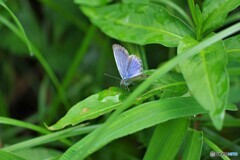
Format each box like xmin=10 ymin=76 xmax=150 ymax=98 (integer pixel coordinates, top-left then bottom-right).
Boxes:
xmin=0 ymin=0 xmax=171 ymax=123
xmin=0 ymin=0 xmax=240 ymax=159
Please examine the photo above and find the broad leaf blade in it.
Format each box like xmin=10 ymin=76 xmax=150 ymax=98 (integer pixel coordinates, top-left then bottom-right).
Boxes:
xmin=81 ymin=3 xmax=194 ymax=47
xmin=49 ymin=74 xmax=187 ymax=130
xmin=224 ymin=34 xmax=240 ymax=61
xmin=202 ymin=0 xmax=240 ymax=35
xmin=59 ymin=97 xmax=236 ymax=160
xmin=48 ymin=87 xmax=126 ymax=130
xmin=143 ymin=118 xmax=189 ymax=160
xmin=178 ymin=36 xmax=229 ymax=130
xmin=182 ymin=129 xmax=203 ymax=160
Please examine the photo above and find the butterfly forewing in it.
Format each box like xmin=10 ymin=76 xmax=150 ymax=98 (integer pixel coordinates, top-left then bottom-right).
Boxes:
xmin=112 ymin=44 xmax=130 ymax=79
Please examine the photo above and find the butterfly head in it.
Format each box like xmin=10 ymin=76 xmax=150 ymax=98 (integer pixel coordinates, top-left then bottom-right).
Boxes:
xmin=120 ymin=79 xmax=130 ymax=88
xmin=120 ymin=79 xmax=131 ymax=91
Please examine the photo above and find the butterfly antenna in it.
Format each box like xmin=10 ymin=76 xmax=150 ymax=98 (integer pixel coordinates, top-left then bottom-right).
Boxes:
xmin=104 ymin=73 xmax=121 ymax=80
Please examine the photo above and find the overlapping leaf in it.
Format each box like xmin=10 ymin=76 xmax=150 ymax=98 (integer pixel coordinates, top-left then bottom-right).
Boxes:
xmin=144 ymin=118 xmax=189 ymax=160
xmin=80 ymin=3 xmax=194 ymax=47
xmin=48 ymin=87 xmax=126 ymax=130
xmin=224 ymin=34 xmax=240 ymax=61
xmin=59 ymin=97 xmax=236 ymax=160
xmin=202 ymin=0 xmax=240 ymax=35
xmin=182 ymin=129 xmax=203 ymax=160
xmin=49 ymin=73 xmax=187 ymax=130
xmin=178 ymin=35 xmax=229 ymax=130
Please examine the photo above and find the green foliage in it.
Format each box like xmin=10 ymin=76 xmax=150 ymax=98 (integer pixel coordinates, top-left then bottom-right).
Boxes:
xmin=48 ymin=87 xmax=126 ymax=130
xmin=178 ymin=35 xmax=229 ymax=129
xmin=57 ymin=98 xmax=236 ymax=160
xmin=202 ymin=0 xmax=240 ymax=35
xmin=144 ymin=118 xmax=189 ymax=160
xmin=182 ymin=129 xmax=203 ymax=160
xmin=81 ymin=3 xmax=194 ymax=47
xmin=225 ymin=34 xmax=240 ymax=61
xmin=14 ymin=148 xmax=62 ymax=160
xmin=0 ymin=150 xmax=26 ymax=160
xmin=0 ymin=0 xmax=240 ymax=160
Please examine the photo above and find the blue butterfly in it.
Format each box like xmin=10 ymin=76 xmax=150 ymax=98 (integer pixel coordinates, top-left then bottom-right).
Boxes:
xmin=113 ymin=44 xmax=144 ymax=88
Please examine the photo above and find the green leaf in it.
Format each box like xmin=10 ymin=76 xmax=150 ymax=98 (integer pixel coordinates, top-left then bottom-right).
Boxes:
xmin=0 ymin=150 xmax=26 ymax=160
xmin=81 ymin=3 xmax=194 ymax=47
xmin=146 ymin=72 xmax=187 ymax=99
xmin=182 ymin=129 xmax=203 ymax=160
xmin=203 ymin=127 xmax=240 ymax=153
xmin=224 ymin=34 xmax=240 ymax=61
xmin=0 ymin=116 xmax=49 ymax=134
xmin=222 ymin=114 xmax=240 ymax=127
xmin=187 ymin=0 xmax=203 ymax=40
xmin=48 ymin=87 xmax=126 ymax=130
xmin=14 ymin=148 xmax=62 ymax=160
xmin=0 ymin=1 xmax=33 ymax=55
xmin=74 ymin=0 xmax=111 ymax=7
xmin=49 ymin=74 xmax=187 ymax=130
xmin=3 ymin=125 xmax=99 ymax=152
xmin=202 ymin=0 xmax=240 ymax=35
xmin=59 ymin=97 xmax=235 ymax=160
xmin=178 ymin=35 xmax=229 ymax=130
xmin=143 ymin=118 xmax=189 ymax=160
xmin=203 ymin=137 xmax=231 ymax=160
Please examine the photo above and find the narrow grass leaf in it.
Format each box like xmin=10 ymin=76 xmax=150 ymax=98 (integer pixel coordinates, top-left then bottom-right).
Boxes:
xmin=14 ymin=148 xmax=62 ymax=160
xmin=59 ymin=97 xmax=236 ymax=160
xmin=182 ymin=129 xmax=203 ymax=160
xmin=203 ymin=127 xmax=240 ymax=153
xmin=80 ymin=3 xmax=194 ymax=47
xmin=0 ymin=1 xmax=33 ymax=55
xmin=204 ymin=137 xmax=230 ymax=160
xmin=143 ymin=118 xmax=189 ymax=160
xmin=0 ymin=116 xmax=49 ymax=134
xmin=0 ymin=2 xmax=69 ymax=107
xmin=224 ymin=34 xmax=240 ymax=61
xmin=3 ymin=125 xmax=99 ymax=152
xmin=178 ymin=35 xmax=229 ymax=130
xmin=0 ymin=150 xmax=26 ymax=160
xmin=202 ymin=0 xmax=240 ymax=35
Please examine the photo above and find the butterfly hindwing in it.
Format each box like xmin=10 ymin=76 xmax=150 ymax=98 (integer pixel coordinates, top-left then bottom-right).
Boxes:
xmin=125 ymin=55 xmax=143 ymax=79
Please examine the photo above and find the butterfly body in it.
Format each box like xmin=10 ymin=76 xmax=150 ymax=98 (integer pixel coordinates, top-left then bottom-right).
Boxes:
xmin=113 ymin=44 xmax=144 ymax=88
